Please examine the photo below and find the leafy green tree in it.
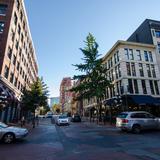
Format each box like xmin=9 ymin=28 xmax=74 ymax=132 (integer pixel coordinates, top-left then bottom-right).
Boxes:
xmin=22 ymin=77 xmax=49 ymax=114
xmin=71 ymin=33 xmax=111 ymax=121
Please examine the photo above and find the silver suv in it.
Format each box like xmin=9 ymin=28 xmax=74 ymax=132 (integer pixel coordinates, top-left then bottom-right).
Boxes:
xmin=116 ymin=111 xmax=160 ymax=133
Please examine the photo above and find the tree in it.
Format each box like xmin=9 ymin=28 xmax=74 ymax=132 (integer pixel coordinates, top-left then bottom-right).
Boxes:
xmin=71 ymin=33 xmax=112 ymax=121
xmin=52 ymin=104 xmax=61 ymax=114
xmin=22 ymin=77 xmax=49 ymax=115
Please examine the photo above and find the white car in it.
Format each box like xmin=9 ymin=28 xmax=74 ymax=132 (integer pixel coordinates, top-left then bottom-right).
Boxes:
xmin=56 ymin=115 xmax=69 ymax=126
xmin=0 ymin=122 xmax=28 ymax=144
xmin=116 ymin=111 xmax=160 ymax=133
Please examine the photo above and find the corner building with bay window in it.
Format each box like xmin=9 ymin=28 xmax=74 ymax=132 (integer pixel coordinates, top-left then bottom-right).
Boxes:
xmin=0 ymin=0 xmax=38 ymax=122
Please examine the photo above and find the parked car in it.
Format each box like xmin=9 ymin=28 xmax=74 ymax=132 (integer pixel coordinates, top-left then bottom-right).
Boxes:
xmin=45 ymin=112 xmax=53 ymax=118
xmin=0 ymin=122 xmax=28 ymax=144
xmin=116 ymin=111 xmax=160 ymax=133
xmin=56 ymin=115 xmax=69 ymax=126
xmin=38 ymin=115 xmax=45 ymax=118
xmin=71 ymin=114 xmax=81 ymax=122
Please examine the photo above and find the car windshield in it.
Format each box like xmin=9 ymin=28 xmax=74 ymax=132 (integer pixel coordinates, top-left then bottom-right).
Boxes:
xmin=117 ymin=113 xmax=128 ymax=118
xmin=0 ymin=122 xmax=8 ymax=128
xmin=59 ymin=116 xmax=67 ymax=119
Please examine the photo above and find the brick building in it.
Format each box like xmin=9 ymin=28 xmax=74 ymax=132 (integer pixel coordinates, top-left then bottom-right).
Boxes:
xmin=60 ymin=77 xmax=73 ymax=112
xmin=0 ymin=0 xmax=38 ymax=122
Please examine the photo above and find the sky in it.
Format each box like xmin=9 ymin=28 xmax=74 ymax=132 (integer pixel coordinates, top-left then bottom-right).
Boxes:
xmin=24 ymin=0 xmax=160 ymax=97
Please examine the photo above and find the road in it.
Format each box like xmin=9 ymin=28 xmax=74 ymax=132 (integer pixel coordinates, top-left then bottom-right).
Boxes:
xmin=1 ymin=118 xmax=160 ymax=160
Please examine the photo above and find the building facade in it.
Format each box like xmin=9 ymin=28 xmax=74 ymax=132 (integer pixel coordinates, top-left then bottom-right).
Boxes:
xmin=60 ymin=77 xmax=73 ymax=113
xmin=49 ymin=97 xmax=59 ymax=108
xmin=0 ymin=0 xmax=38 ymax=122
xmin=127 ymin=19 xmax=160 ymax=72
xmin=83 ymin=41 xmax=160 ymax=117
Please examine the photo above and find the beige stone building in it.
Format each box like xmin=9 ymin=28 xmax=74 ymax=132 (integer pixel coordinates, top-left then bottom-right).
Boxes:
xmin=83 ymin=40 xmax=160 ymax=118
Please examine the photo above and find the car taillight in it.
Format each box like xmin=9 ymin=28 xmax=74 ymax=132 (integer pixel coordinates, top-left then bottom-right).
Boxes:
xmin=122 ymin=119 xmax=128 ymax=123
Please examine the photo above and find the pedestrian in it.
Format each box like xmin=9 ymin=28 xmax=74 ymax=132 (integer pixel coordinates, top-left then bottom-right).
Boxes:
xmin=35 ymin=115 xmax=39 ymax=126
xmin=21 ymin=116 xmax=25 ymax=127
xmin=32 ymin=116 xmax=35 ymax=128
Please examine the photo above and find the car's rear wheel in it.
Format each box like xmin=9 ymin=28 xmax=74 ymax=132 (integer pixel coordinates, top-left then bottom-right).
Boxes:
xmin=132 ymin=125 xmax=141 ymax=134
xmin=3 ymin=133 xmax=15 ymax=144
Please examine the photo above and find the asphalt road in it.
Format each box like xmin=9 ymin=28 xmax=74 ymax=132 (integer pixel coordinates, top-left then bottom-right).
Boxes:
xmin=1 ymin=119 xmax=160 ymax=160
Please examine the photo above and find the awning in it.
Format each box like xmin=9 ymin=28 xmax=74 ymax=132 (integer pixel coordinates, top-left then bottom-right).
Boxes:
xmin=0 ymin=84 xmax=15 ymax=101
xmin=127 ymin=95 xmax=160 ymax=106
xmin=103 ymin=98 xmax=117 ymax=106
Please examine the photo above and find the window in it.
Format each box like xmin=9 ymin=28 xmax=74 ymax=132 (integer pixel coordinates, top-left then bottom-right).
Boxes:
xmin=110 ymin=57 xmax=113 ymax=67
xmin=131 ymin=113 xmax=147 ymax=118
xmin=4 ymin=65 xmax=9 ymax=79
xmin=146 ymin=64 xmax=151 ymax=77
xmin=149 ymin=52 xmax=153 ymax=62
xmin=114 ymin=53 xmax=117 ymax=64
xmin=7 ymin=47 xmax=12 ymax=59
xmin=139 ymin=63 xmax=144 ymax=77
xmin=154 ymin=81 xmax=159 ymax=95
xmin=151 ymin=64 xmax=156 ymax=78
xmin=118 ymin=64 xmax=121 ymax=77
xmin=131 ymin=62 xmax=136 ymax=76
xmin=115 ymin=66 xmax=118 ymax=79
xmin=128 ymin=79 xmax=133 ymax=93
xmin=129 ymin=49 xmax=134 ymax=60
xmin=13 ymin=55 xmax=16 ymax=65
xmin=14 ymin=13 xmax=18 ymax=25
xmin=111 ymin=69 xmax=114 ymax=81
xmin=23 ymin=21 xmax=25 ymax=30
xmin=17 ymin=62 xmax=20 ymax=71
xmin=20 ymin=67 xmax=22 ymax=75
xmin=116 ymin=82 xmax=120 ymax=94
xmin=11 ymin=29 xmax=15 ymax=41
xmin=20 ymin=11 xmax=23 ymax=21
xmin=117 ymin=51 xmax=119 ymax=62
xmin=19 ymin=48 xmax=22 ymax=57
xmin=15 ymin=40 xmax=19 ymax=50
xmin=14 ymin=77 xmax=18 ymax=87
xmin=0 ymin=4 xmax=7 ymax=16
xmin=18 ymin=81 xmax=20 ymax=90
xmin=22 ymin=54 xmax=24 ymax=62
xmin=136 ymin=50 xmax=142 ymax=61
xmin=21 ymin=34 xmax=24 ymax=42
xmin=16 ymin=0 xmax=20 ymax=10
xmin=0 ymin=21 xmax=4 ymax=33
xmin=141 ymin=80 xmax=147 ymax=94
xmin=10 ymin=72 xmax=14 ymax=83
xmin=155 ymin=30 xmax=160 ymax=38
xmin=124 ymin=48 xmax=129 ymax=60
xmin=149 ymin=80 xmax=155 ymax=95
xmin=126 ymin=62 xmax=131 ymax=76
xmin=134 ymin=79 xmax=139 ymax=94
xmin=144 ymin=51 xmax=149 ymax=61
xmin=18 ymin=24 xmax=21 ymax=35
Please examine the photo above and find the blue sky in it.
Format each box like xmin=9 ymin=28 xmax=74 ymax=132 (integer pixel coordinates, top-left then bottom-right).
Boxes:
xmin=25 ymin=0 xmax=160 ymax=97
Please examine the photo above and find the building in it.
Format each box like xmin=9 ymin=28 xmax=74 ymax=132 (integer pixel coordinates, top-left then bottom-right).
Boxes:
xmin=60 ymin=77 xmax=73 ymax=112
xmin=127 ymin=19 xmax=160 ymax=72
xmin=0 ymin=0 xmax=38 ymax=122
xmin=49 ymin=97 xmax=59 ymax=108
xmin=82 ymin=19 xmax=160 ymax=119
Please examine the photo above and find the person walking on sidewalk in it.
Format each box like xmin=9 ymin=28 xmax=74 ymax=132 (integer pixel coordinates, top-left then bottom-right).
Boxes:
xmin=21 ymin=116 xmax=25 ymax=127
xmin=32 ymin=116 xmax=35 ymax=128
xmin=35 ymin=115 xmax=39 ymax=126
